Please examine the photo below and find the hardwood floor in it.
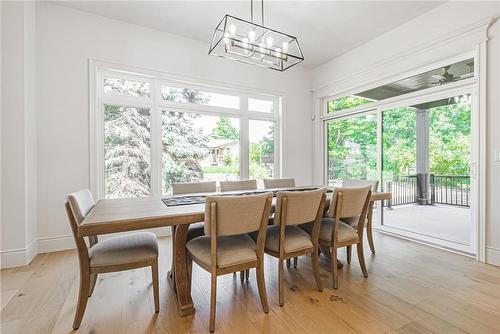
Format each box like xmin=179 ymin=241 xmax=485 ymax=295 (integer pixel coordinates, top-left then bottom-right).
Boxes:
xmin=1 ymin=232 xmax=499 ymax=333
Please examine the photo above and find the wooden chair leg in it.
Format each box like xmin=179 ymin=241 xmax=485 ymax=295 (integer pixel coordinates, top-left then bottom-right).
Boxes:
xmin=293 ymin=257 xmax=298 ymax=268
xmin=286 ymin=258 xmax=291 ymax=269
xmin=331 ymin=247 xmax=338 ymax=289
xmin=357 ymin=242 xmax=368 ymax=278
xmin=151 ymin=259 xmax=160 ymax=313
xmin=88 ymin=273 xmax=98 ymax=297
xmin=187 ymin=253 xmax=193 ymax=292
xmin=73 ymin=272 xmax=90 ymax=330
xmin=255 ymin=264 xmax=269 ymax=313
xmin=278 ymin=259 xmax=285 ymax=307
xmin=245 ymin=269 xmax=250 ymax=281
xmin=209 ymin=274 xmax=217 ymax=333
xmin=311 ymin=250 xmax=323 ymax=292
xmin=240 ymin=270 xmax=245 ymax=282
xmin=367 ymin=219 xmax=376 ymax=254
xmin=346 ymin=245 xmax=352 ymax=264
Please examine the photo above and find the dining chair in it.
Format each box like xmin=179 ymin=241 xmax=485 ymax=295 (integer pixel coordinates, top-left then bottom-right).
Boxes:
xmin=319 ymin=186 xmax=371 ymax=289
xmin=171 ymin=181 xmax=217 ymax=241
xmin=172 ymin=180 xmax=217 ymax=195
xmin=263 ymin=178 xmax=296 ymax=189
xmin=219 ymin=179 xmax=257 ymax=192
xmin=219 ymin=179 xmax=258 ymax=280
xmin=263 ymin=188 xmax=326 ymax=306
xmin=186 ymin=192 xmax=272 ymax=332
xmin=170 ymin=181 xmax=218 ymax=282
xmin=263 ymin=178 xmax=297 ymax=268
xmin=65 ymin=189 xmax=159 ymax=330
xmin=341 ymin=179 xmax=379 ymax=254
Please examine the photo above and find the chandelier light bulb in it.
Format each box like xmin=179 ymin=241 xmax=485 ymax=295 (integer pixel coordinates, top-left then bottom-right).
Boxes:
xmin=242 ymin=37 xmax=249 ymax=49
xmin=223 ymin=32 xmax=230 ymax=45
xmin=282 ymin=42 xmax=289 ymax=53
xmin=228 ymin=24 xmax=236 ymax=37
xmin=248 ymin=30 xmax=256 ymax=43
xmin=265 ymin=36 xmax=273 ymax=48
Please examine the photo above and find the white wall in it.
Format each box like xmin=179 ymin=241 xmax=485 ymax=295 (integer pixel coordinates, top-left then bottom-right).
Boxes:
xmin=311 ymin=1 xmax=500 ymax=266
xmin=31 ymin=3 xmax=313 ymax=257
xmin=1 ymin=1 xmax=38 ymax=268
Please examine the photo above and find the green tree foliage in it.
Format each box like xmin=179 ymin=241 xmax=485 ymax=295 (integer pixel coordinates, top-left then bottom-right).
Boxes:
xmin=211 ymin=117 xmax=239 ymax=140
xmin=161 ymin=89 xmax=211 ymax=193
xmin=104 ymin=105 xmax=151 ymax=198
xmin=327 ymin=96 xmax=372 ymax=113
xmin=327 ymin=114 xmax=377 ymax=180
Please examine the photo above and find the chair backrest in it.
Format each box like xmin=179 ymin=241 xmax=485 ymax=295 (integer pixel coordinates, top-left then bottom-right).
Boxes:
xmin=67 ymin=189 xmax=95 ymax=225
xmin=172 ymin=181 xmax=217 ymax=195
xmin=327 ymin=186 xmax=371 ymax=219
xmin=263 ymin=178 xmax=296 ymax=189
xmin=275 ymin=188 xmax=326 ymax=226
xmin=204 ymin=192 xmax=272 ymax=236
xmin=220 ymin=179 xmax=257 ymax=192
xmin=66 ymin=189 xmax=95 ymax=267
xmin=341 ymin=179 xmax=379 ymax=192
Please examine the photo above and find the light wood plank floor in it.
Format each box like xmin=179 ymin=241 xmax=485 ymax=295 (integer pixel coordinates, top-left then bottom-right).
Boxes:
xmin=1 ymin=232 xmax=499 ymax=333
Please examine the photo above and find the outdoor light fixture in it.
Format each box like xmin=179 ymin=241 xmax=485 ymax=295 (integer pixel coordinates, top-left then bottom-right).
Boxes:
xmin=208 ymin=0 xmax=304 ymax=71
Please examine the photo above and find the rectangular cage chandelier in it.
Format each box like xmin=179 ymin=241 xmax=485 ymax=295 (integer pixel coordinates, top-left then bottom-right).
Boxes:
xmin=208 ymin=0 xmax=304 ymax=71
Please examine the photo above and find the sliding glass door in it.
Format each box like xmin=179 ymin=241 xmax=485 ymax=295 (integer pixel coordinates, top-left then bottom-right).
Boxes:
xmin=381 ymin=94 xmax=472 ymax=248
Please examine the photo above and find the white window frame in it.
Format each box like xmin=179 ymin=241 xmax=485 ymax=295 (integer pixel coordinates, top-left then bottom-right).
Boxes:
xmin=90 ymin=60 xmax=282 ymax=200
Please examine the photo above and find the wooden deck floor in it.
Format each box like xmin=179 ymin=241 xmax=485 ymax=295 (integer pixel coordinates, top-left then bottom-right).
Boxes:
xmin=1 ymin=232 xmax=499 ymax=333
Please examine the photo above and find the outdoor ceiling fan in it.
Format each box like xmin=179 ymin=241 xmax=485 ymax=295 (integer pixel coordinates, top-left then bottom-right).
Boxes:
xmin=430 ymin=61 xmax=474 ymax=85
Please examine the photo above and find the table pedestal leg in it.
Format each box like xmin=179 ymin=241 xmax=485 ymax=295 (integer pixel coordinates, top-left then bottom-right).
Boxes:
xmin=167 ymin=224 xmax=195 ymax=316
xmin=319 ymin=244 xmax=343 ymax=269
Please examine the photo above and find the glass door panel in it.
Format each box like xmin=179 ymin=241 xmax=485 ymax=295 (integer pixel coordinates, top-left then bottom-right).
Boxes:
xmin=326 ymin=113 xmax=377 ymax=185
xmin=381 ymin=94 xmax=472 ymax=246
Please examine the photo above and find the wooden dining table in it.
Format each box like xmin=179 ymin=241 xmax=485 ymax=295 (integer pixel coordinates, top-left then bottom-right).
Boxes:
xmin=79 ymin=187 xmax=391 ymax=317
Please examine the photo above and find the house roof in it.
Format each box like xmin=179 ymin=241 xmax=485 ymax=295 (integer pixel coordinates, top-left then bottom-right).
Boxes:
xmin=206 ymin=138 xmax=238 ymax=149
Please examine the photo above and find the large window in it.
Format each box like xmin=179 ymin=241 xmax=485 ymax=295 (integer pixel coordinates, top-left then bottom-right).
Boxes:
xmin=94 ymin=65 xmax=280 ymax=198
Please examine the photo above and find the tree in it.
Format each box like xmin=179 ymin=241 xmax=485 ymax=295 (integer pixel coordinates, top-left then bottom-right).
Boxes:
xmin=161 ymin=88 xmax=211 ymax=193
xmin=161 ymin=111 xmax=208 ymax=193
xmin=104 ymin=105 xmax=151 ymax=198
xmin=211 ymin=117 xmax=239 ymax=140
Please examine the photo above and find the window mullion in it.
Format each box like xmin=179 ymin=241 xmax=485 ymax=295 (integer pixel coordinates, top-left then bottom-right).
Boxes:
xmin=151 ymin=79 xmax=162 ymax=198
xmin=240 ymin=96 xmax=249 ymax=180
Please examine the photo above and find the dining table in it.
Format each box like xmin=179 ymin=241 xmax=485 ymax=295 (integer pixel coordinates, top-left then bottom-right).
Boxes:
xmin=79 ymin=186 xmax=391 ymax=317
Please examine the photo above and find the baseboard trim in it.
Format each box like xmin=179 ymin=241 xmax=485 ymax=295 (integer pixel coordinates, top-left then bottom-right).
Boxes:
xmin=486 ymin=247 xmax=500 ymax=267
xmin=1 ymin=228 xmax=173 ymax=269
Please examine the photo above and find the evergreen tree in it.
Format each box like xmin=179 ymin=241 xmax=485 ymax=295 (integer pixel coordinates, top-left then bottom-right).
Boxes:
xmin=104 ymin=105 xmax=151 ymax=198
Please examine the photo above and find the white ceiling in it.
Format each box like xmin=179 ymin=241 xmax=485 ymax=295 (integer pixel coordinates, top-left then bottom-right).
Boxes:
xmin=54 ymin=1 xmax=444 ymax=68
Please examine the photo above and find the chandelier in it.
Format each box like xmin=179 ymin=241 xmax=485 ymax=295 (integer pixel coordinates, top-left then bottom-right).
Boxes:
xmin=208 ymin=0 xmax=304 ymax=71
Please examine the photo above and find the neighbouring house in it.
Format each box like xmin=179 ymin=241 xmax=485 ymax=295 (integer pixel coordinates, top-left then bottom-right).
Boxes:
xmin=203 ymin=138 xmax=240 ymax=167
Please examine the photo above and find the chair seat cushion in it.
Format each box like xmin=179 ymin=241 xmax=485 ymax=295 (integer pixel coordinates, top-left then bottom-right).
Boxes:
xmin=265 ymin=225 xmax=313 ymax=253
xmin=318 ymin=218 xmax=359 ymax=244
xmin=186 ymin=234 xmax=257 ymax=269
xmin=89 ymin=232 xmax=158 ymax=267
xmin=187 ymin=222 xmax=205 ymax=241
xmin=342 ymin=215 xmax=367 ymax=229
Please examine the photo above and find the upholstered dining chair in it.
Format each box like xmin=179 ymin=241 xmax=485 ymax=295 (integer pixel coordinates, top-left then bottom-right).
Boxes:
xmin=263 ymin=178 xmax=296 ymax=189
xmin=186 ymin=192 xmax=273 ymax=332
xmin=263 ymin=178 xmax=297 ymax=268
xmin=319 ymin=186 xmax=371 ymax=289
xmin=341 ymin=179 xmax=379 ymax=254
xmin=219 ymin=179 xmax=258 ymax=280
xmin=65 ymin=189 xmax=159 ymax=330
xmin=170 ymin=181 xmax=217 ymax=282
xmin=171 ymin=181 xmax=217 ymax=241
xmin=264 ymin=188 xmax=326 ymax=306
xmin=219 ymin=179 xmax=257 ymax=192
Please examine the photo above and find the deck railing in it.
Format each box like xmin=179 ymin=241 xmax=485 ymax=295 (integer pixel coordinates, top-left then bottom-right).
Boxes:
xmin=386 ymin=174 xmax=470 ymax=208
